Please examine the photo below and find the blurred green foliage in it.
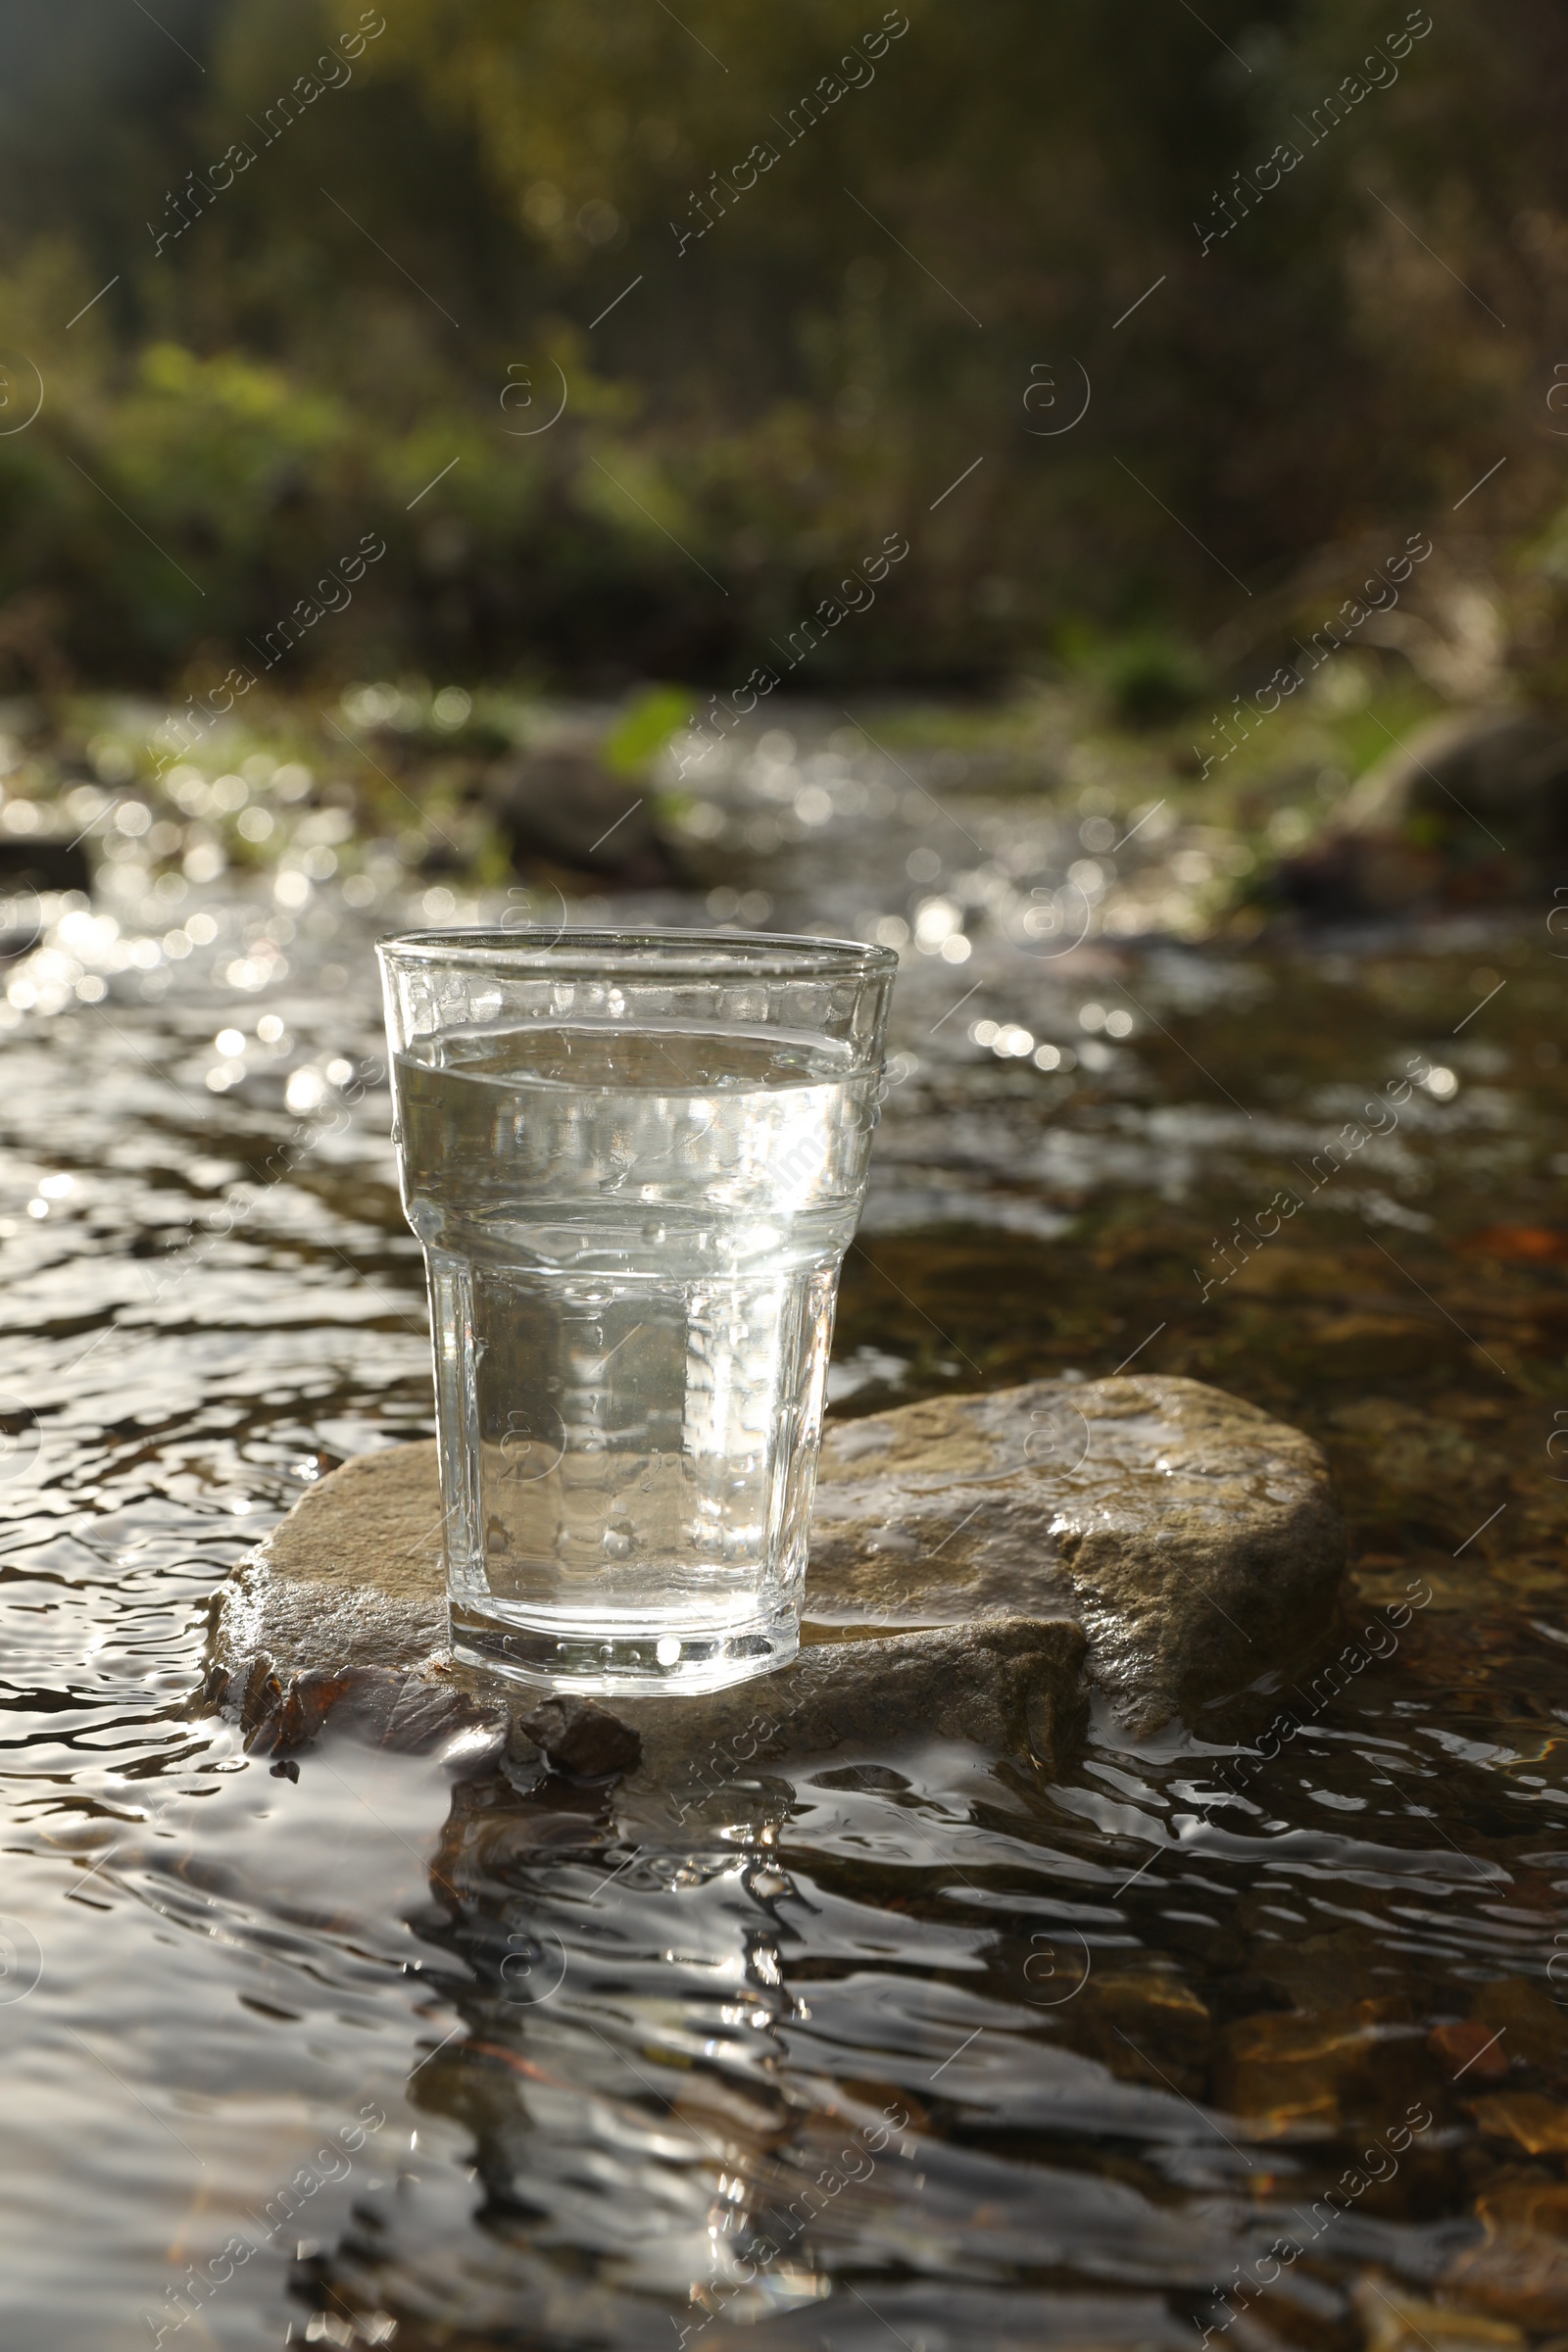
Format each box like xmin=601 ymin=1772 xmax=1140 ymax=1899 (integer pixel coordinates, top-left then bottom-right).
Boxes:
xmin=602 ymin=686 xmax=696 ymax=775
xmin=0 ymin=0 xmax=1564 ymax=697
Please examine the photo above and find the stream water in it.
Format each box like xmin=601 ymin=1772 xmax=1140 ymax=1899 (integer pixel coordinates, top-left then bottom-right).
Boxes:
xmin=3 ymin=710 xmax=1567 ymax=2350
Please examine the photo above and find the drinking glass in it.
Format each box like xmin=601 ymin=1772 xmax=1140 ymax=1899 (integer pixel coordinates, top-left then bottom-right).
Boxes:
xmin=378 ymin=926 xmax=897 ymax=1693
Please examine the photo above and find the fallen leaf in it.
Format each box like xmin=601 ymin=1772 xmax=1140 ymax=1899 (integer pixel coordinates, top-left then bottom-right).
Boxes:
xmin=1457 ymin=1227 xmax=1568 ymax=1262
xmin=1430 ymin=2021 xmax=1511 ymax=2082
xmin=1216 ymin=2000 xmax=1392 ymax=2135
xmin=1355 ymin=2275 xmax=1526 ymax=2350
xmin=1446 ymin=2179 xmax=1568 ymax=2328
xmin=1469 ymin=2092 xmax=1568 ymax=2155
xmin=1477 ymin=2180 xmax=1568 ymax=2243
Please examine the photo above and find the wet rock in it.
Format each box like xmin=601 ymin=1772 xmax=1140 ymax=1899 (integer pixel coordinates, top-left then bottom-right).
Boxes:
xmin=215 ymin=1443 xmax=448 ymax=1681
xmin=806 ymin=1373 xmax=1345 ymax=1733
xmin=515 ymin=1695 xmax=642 ymax=1781
xmin=486 ymin=741 xmax=681 ymax=885
xmin=614 ymin=1617 xmax=1086 ymax=1832
xmin=209 ymin=1375 xmax=1346 ymax=1781
xmin=1273 ymin=707 xmax=1568 ymax=918
xmin=235 ymin=1657 xmax=501 ymax=1760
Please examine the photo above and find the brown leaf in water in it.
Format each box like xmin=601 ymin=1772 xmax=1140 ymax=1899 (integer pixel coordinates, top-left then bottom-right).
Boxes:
xmin=1477 ymin=2179 xmax=1568 ymax=2241
xmin=1431 ymin=2021 xmax=1512 ymax=2082
xmin=245 ymin=1664 xmax=500 ymax=1759
xmin=1469 ymin=2092 xmax=1568 ymax=2155
xmin=1355 ymin=2275 xmax=1526 ymax=2349
xmin=1446 ymin=2176 xmax=1568 ymax=2329
xmin=1214 ymin=1999 xmax=1396 ymax=2136
xmin=1457 ymin=1227 xmax=1568 ymax=1262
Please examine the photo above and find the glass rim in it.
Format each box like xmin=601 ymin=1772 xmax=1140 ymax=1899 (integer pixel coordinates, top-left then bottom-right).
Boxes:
xmin=375 ymin=923 xmax=899 ymax=981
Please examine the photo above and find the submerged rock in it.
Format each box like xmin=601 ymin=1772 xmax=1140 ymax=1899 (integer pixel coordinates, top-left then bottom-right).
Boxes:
xmin=209 ymin=1374 xmax=1346 ymax=1786
xmin=515 ymin=1694 xmax=643 ymax=1782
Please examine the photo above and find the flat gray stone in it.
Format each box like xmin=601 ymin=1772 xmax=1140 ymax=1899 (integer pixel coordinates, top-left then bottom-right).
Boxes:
xmin=209 ymin=1375 xmax=1344 ymax=1779
xmin=807 ymin=1373 xmax=1346 ymax=1732
xmin=613 ymin=1618 xmax=1087 ymax=1832
xmin=215 ymin=1441 xmax=449 ymax=1678
xmin=212 ymin=1461 xmax=1087 ymax=1789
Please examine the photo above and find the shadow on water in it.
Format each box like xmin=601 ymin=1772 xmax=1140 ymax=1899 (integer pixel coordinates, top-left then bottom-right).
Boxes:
xmin=2 ymin=711 xmax=1568 ymax=2347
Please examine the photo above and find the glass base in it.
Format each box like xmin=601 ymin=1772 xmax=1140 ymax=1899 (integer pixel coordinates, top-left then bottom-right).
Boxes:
xmin=449 ymin=1600 xmax=800 ymax=1697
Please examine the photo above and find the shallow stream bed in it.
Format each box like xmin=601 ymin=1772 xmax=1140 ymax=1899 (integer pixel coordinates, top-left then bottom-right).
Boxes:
xmin=3 ymin=711 xmax=1567 ymax=2351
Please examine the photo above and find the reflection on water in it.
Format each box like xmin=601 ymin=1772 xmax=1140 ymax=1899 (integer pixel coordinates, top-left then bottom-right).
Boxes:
xmin=3 ymin=710 xmax=1568 ymax=2347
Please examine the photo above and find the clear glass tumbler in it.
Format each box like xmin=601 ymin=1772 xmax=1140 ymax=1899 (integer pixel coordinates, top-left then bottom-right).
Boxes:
xmin=378 ymin=926 xmax=897 ymax=1694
